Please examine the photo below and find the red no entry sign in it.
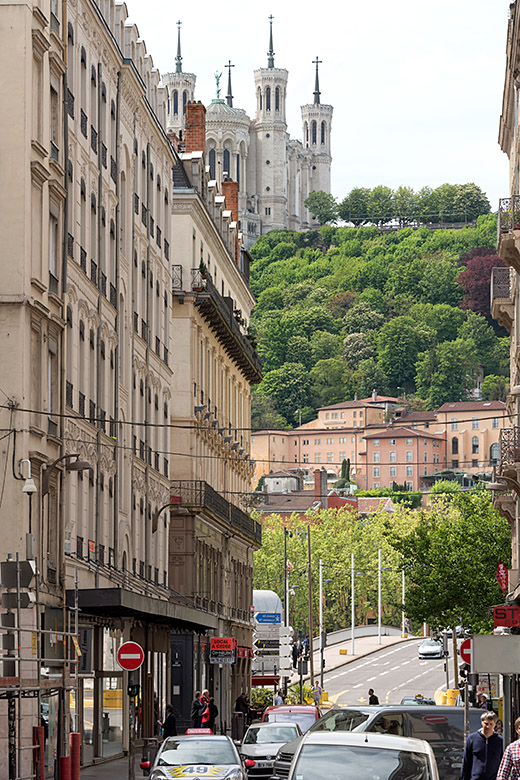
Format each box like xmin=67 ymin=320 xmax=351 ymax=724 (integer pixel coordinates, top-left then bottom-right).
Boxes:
xmin=460 ymin=637 xmax=472 ymax=666
xmin=117 ymin=641 xmax=144 ymax=671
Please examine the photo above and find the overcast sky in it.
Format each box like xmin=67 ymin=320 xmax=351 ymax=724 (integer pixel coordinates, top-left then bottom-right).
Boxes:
xmin=127 ymin=0 xmax=511 ymax=209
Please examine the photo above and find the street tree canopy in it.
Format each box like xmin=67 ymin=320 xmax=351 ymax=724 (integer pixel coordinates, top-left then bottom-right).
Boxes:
xmin=304 ymin=191 xmax=339 ymax=225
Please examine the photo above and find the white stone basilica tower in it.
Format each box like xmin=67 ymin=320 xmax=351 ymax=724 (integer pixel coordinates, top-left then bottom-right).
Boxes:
xmin=301 ymin=57 xmax=333 ymax=196
xmin=248 ymin=17 xmax=289 ymax=233
xmin=163 ymin=22 xmax=196 ymax=140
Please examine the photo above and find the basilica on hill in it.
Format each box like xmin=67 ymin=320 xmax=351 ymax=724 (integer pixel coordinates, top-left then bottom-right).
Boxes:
xmin=162 ymin=19 xmax=334 ymax=247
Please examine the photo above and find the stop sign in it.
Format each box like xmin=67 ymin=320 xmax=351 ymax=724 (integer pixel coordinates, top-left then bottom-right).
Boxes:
xmin=460 ymin=637 xmax=472 ymax=666
xmin=117 ymin=641 xmax=144 ymax=671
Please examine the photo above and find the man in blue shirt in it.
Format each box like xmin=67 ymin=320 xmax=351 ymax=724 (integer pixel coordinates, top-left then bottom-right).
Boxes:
xmin=461 ymin=711 xmax=503 ymax=780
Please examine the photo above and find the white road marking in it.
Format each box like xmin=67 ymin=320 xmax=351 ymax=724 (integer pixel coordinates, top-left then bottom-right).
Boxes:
xmin=367 ymin=676 xmax=377 ymax=682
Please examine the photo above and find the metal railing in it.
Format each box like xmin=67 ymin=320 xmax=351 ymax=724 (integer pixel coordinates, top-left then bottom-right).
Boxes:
xmin=170 ymin=480 xmax=262 ymax=544
xmin=499 ymin=427 xmax=520 ymax=470
xmin=491 ymin=267 xmax=511 ymax=301
xmin=498 ymin=196 xmax=520 ymax=240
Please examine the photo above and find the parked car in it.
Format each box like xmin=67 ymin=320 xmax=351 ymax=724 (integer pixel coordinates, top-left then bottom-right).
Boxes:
xmin=271 ymin=705 xmax=482 ymax=780
xmin=140 ymin=733 xmax=246 ymax=779
xmin=261 ymin=705 xmax=321 ymax=733
xmin=418 ymin=638 xmax=444 ymax=659
xmin=443 ymin=626 xmax=466 ymax=638
xmin=287 ymin=731 xmax=440 ymax=780
xmin=240 ymin=722 xmax=302 ymax=779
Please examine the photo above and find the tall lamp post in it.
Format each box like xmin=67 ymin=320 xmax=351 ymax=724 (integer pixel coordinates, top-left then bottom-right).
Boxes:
xmin=377 ymin=551 xmax=391 ymax=645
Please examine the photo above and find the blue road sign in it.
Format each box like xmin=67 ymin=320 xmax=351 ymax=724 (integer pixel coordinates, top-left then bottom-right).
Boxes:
xmin=255 ymin=612 xmax=281 ymax=624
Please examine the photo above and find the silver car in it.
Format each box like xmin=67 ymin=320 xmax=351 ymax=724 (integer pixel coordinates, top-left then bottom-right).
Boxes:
xmin=143 ymin=734 xmax=246 ymax=780
xmin=418 ymin=638 xmax=444 ymax=659
xmin=287 ymin=731 xmax=440 ymax=780
xmin=241 ymin=722 xmax=302 ymax=779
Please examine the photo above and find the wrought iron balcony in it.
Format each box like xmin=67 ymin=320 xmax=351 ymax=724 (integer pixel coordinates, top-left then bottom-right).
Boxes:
xmin=170 ymin=479 xmax=262 ymax=545
xmin=188 ymin=272 xmax=262 ymax=384
xmin=491 ymin=266 xmax=513 ymax=331
xmin=499 ymin=427 xmax=520 ymax=473
xmin=498 ymin=197 xmax=520 ymax=273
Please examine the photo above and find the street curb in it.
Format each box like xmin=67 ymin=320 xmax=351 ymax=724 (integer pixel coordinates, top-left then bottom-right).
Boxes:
xmin=289 ymin=636 xmax=420 ymax=689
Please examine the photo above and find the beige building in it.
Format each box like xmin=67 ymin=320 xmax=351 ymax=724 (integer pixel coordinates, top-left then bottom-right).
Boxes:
xmin=494 ymin=0 xmax=520 ymax=589
xmin=0 ymin=0 xmax=260 ymax=773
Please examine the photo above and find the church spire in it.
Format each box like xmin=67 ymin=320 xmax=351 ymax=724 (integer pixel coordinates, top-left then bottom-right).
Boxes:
xmin=313 ymin=56 xmax=322 ymax=105
xmin=267 ymin=15 xmax=275 ymax=68
xmin=225 ymin=60 xmax=234 ymax=107
xmin=175 ymin=20 xmax=182 ymax=73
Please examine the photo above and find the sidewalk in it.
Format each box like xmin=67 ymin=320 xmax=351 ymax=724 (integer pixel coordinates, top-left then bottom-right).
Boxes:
xmin=80 ymin=633 xmax=418 ymax=778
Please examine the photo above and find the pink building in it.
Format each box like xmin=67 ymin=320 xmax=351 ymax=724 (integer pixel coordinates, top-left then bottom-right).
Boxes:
xmin=359 ymin=427 xmax=446 ymax=491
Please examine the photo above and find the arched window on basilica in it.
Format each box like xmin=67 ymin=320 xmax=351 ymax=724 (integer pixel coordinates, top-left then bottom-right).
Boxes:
xmin=209 ymin=149 xmax=216 ymax=180
xmin=312 ymin=120 xmax=317 ymax=144
xmin=275 ymin=87 xmax=280 ymax=111
xmin=223 ymin=149 xmax=230 ymax=178
xmin=265 ymin=86 xmax=271 ymax=111
xmin=321 ymin=121 xmax=326 ymax=144
xmin=182 ymin=90 xmax=187 ymax=114
xmin=173 ymin=90 xmax=178 ymax=116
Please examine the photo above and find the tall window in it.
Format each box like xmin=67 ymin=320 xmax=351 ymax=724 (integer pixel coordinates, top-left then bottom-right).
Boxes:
xmin=182 ymin=90 xmax=187 ymax=113
xmin=236 ymin=153 xmax=240 ymax=183
xmin=492 ymin=418 xmax=499 ymax=429
xmin=275 ymin=86 xmax=280 ymax=110
xmin=406 ymin=466 xmax=413 ymax=477
xmin=223 ymin=149 xmax=230 ymax=178
xmin=390 ymin=452 xmax=396 ymax=463
xmin=373 ymin=466 xmax=380 ymax=478
xmin=173 ymin=90 xmax=178 ymax=115
xmin=390 ymin=466 xmax=396 ymax=478
xmin=472 ymin=436 xmax=479 ymax=454
xmin=406 ymin=450 xmax=413 ymax=462
xmin=452 ymin=437 xmax=459 ymax=455
xmin=311 ymin=121 xmax=317 ymax=144
xmin=265 ymin=87 xmax=271 ymax=111
xmin=373 ymin=452 xmax=380 ymax=463
xmin=472 ymin=418 xmax=479 ymax=430
xmin=321 ymin=121 xmax=326 ymax=144
xmin=451 ymin=418 xmax=458 ymax=431
xmin=209 ymin=149 xmax=216 ymax=180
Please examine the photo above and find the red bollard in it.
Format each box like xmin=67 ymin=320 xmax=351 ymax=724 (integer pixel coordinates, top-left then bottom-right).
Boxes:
xmin=70 ymin=733 xmax=81 ymax=780
xmin=59 ymin=755 xmax=71 ymax=780
xmin=33 ymin=726 xmax=45 ymax=780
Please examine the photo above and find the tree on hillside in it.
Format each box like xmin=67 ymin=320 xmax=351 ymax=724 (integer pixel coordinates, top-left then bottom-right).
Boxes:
xmin=481 ymin=374 xmax=509 ymax=402
xmin=338 ymin=187 xmax=370 ymax=225
xmin=257 ymin=362 xmax=312 ymax=426
xmin=415 ymin=338 xmax=479 ymax=409
xmin=419 ymin=258 xmax=463 ymax=306
xmin=409 ymin=303 xmax=465 ymax=343
xmin=309 ymin=358 xmax=348 ymax=408
xmin=394 ymin=185 xmax=417 ymax=226
xmin=458 ymin=311 xmax=497 ymax=371
xmin=347 ymin=358 xmax=388 ymax=399
xmin=454 ymin=183 xmax=491 ymax=222
xmin=457 ymin=251 xmax=507 ymax=322
xmin=251 ymin=392 xmax=290 ymax=431
xmin=304 ymin=191 xmax=339 ymax=225
xmin=385 ymin=492 xmax=511 ymax=681
xmin=344 ymin=302 xmax=384 ymax=335
xmin=377 ymin=316 xmax=430 ymax=391
xmin=368 ymin=185 xmax=394 ymax=225
xmin=343 ymin=332 xmax=374 ymax=368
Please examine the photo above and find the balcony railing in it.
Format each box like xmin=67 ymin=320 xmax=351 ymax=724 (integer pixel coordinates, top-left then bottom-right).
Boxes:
xmin=499 ymin=427 xmax=520 ymax=472
xmin=498 ymin=196 xmax=520 ymax=240
xmin=491 ymin=267 xmax=511 ymax=300
xmin=189 ymin=272 xmax=262 ymax=384
xmin=170 ymin=480 xmax=262 ymax=545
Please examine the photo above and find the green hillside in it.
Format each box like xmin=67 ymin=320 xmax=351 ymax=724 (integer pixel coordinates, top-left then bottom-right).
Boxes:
xmin=249 ymin=214 xmax=509 ymax=429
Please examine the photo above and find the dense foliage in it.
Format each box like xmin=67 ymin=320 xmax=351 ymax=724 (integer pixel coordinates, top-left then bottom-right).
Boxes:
xmin=249 ymin=215 xmax=509 ymax=426
xmin=385 ymin=492 xmax=511 ymax=680
xmin=305 ymin=183 xmax=491 ymax=226
xmin=253 ymin=507 xmax=418 ymax=637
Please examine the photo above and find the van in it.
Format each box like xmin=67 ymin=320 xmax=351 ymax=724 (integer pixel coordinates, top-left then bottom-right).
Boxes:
xmin=271 ymin=705 xmax=483 ymax=780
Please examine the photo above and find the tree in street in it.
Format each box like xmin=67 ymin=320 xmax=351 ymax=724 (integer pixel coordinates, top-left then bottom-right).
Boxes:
xmin=385 ymin=492 xmax=511 ymax=683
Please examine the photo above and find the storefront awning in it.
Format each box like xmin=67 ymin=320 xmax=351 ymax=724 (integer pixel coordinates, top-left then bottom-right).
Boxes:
xmin=252 ymin=674 xmax=280 ymax=687
xmin=66 ymin=588 xmax=219 ymax=631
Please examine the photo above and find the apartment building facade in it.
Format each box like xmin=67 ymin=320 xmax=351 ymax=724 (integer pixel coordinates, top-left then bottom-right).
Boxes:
xmin=360 ymin=428 xmax=446 ymax=492
xmin=0 ymin=0 xmax=260 ymax=773
xmin=494 ymin=0 xmax=520 ymax=585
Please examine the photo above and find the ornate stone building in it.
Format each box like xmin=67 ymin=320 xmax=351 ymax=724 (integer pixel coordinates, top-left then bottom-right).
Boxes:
xmin=0 ymin=0 xmax=260 ymax=772
xmin=162 ymin=20 xmax=334 ymax=246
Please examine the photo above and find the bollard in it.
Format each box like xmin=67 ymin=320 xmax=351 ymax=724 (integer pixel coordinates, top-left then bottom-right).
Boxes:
xmin=33 ymin=726 xmax=45 ymax=780
xmin=70 ymin=733 xmax=81 ymax=780
xmin=59 ymin=756 xmax=71 ymax=780
xmin=446 ymin=689 xmax=460 ymax=707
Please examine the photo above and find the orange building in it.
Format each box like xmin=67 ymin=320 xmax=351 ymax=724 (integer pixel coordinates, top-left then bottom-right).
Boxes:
xmin=359 ymin=427 xmax=446 ymax=491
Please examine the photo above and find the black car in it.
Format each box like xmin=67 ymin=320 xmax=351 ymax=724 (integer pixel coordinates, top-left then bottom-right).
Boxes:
xmin=271 ymin=705 xmax=482 ymax=780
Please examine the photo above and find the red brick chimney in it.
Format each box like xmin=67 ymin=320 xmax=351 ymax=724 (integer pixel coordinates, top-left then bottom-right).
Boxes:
xmin=184 ymin=101 xmax=206 ymax=154
xmin=314 ymin=468 xmax=328 ymax=509
xmin=222 ymin=179 xmax=239 ymax=223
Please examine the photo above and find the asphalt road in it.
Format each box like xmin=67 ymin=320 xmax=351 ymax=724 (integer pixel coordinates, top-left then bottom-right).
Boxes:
xmin=323 ymin=638 xmax=452 ymax=706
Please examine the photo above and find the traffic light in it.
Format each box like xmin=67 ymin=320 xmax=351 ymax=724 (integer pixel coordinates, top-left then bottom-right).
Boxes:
xmin=128 ymin=683 xmax=140 ymax=697
xmin=459 ymin=663 xmax=470 ymax=679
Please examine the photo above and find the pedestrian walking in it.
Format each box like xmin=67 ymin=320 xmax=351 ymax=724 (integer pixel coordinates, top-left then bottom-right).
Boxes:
xmin=205 ymin=697 xmax=219 ymax=733
xmin=162 ymin=704 xmax=177 ymax=738
xmin=496 ymin=716 xmax=520 ymax=778
xmin=191 ymin=691 xmax=203 ymax=728
xmin=461 ymin=710 xmax=503 ymax=780
xmin=275 ymin=690 xmax=284 ymax=705
xmin=292 ymin=643 xmax=299 ymax=669
xmin=368 ymin=688 xmax=379 ymax=705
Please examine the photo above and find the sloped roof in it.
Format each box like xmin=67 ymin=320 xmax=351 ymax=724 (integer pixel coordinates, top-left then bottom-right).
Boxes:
xmin=436 ymin=401 xmax=506 ymax=412
xmin=362 ymin=427 xmax=443 ymax=440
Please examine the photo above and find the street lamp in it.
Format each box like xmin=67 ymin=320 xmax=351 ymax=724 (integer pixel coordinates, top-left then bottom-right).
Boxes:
xmin=350 ymin=555 xmax=365 ymax=656
xmin=377 ymin=549 xmax=391 ymax=645
xmin=42 ymin=453 xmax=91 ymax=496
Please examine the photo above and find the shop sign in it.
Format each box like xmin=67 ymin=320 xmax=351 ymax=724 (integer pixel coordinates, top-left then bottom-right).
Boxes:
xmin=209 ymin=651 xmax=235 ymax=664
xmin=494 ymin=605 xmax=520 ymax=627
xmin=210 ymin=637 xmax=236 ymax=651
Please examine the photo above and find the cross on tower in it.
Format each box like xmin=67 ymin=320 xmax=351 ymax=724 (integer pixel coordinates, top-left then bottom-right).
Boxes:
xmin=313 ymin=56 xmax=322 ymax=105
xmin=225 ymin=60 xmax=235 ymax=107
